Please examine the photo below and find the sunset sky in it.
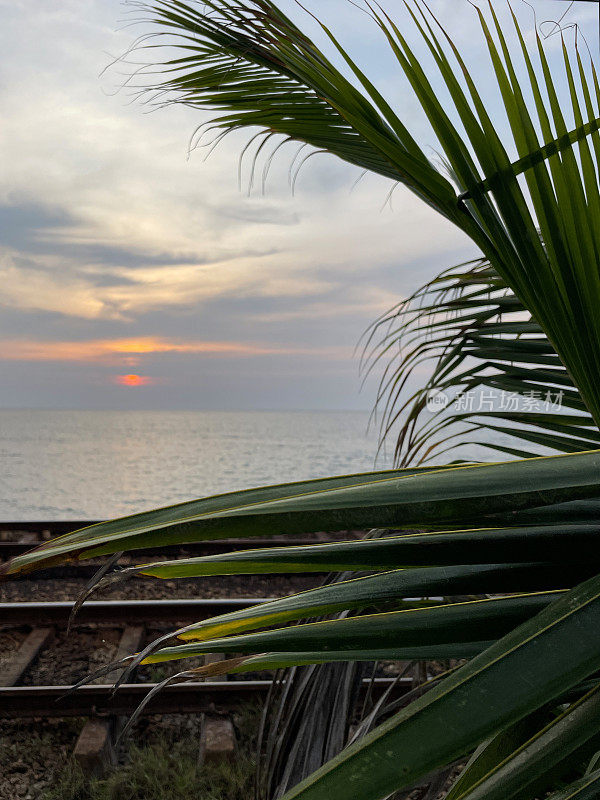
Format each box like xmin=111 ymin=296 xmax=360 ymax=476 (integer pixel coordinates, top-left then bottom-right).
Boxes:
xmin=0 ymin=0 xmax=595 ymax=410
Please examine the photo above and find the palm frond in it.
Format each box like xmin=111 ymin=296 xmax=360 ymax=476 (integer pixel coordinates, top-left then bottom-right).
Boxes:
xmin=363 ymin=258 xmax=597 ymax=464
xmin=134 ymin=0 xmax=600 ymax=431
xmin=130 ymin=0 xmax=457 ymax=214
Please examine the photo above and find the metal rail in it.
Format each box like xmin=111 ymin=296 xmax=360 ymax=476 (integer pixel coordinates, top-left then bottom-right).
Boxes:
xmin=0 ymin=598 xmax=274 ymax=626
xmin=0 ymin=537 xmax=329 ymax=560
xmin=0 ymin=521 xmax=362 ymax=536
xmin=0 ymin=678 xmax=411 ymax=718
xmin=0 ymin=521 xmax=103 ymax=535
xmin=0 ymin=523 xmax=363 ymax=584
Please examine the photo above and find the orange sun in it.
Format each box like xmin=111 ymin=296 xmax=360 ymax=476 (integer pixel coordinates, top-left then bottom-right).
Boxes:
xmin=116 ymin=374 xmax=151 ymax=386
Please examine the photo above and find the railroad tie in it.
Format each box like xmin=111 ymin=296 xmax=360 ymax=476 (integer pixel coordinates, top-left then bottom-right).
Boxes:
xmin=198 ymin=653 xmax=236 ymax=765
xmin=73 ymin=625 xmax=145 ymax=776
xmin=0 ymin=627 xmax=55 ymax=688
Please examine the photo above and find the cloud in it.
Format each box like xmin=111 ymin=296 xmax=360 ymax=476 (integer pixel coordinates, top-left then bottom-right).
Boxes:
xmin=1 ymin=187 xmax=461 ymax=323
xmin=0 ymin=1 xmax=474 ymax=328
xmin=0 ymin=198 xmax=283 ymax=269
xmin=0 ymin=255 xmax=110 ymax=319
xmin=0 ymin=336 xmax=353 ymax=365
xmin=1 ymin=0 xmax=572 ymax=410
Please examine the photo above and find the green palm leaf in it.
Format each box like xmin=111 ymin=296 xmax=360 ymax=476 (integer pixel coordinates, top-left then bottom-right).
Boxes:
xmin=276 ymin=572 xmax=600 ymax=800
xmin=544 ymin=769 xmax=600 ymax=800
xmin=3 ymin=450 xmax=600 ymax=575
xmin=447 ymin=684 xmax=600 ymax=800
xmin=363 ymin=258 xmax=597 ymax=464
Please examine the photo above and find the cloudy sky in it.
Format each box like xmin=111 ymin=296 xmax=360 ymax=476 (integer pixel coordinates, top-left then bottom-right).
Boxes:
xmin=0 ymin=0 xmax=596 ymax=410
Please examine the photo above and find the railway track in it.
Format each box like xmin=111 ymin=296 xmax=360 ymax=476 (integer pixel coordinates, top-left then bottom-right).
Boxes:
xmin=0 ymin=599 xmax=412 ymax=719
xmin=0 ymin=522 xmax=403 ymax=775
xmin=0 ymin=597 xmax=411 ymax=714
xmin=0 ymin=537 xmax=329 ymax=560
xmin=3 ymin=601 xmax=410 ymax=733
xmin=0 ymin=678 xmax=409 ymax=719
xmin=0 ymin=521 xmax=364 ymax=548
xmin=0 ymin=597 xmax=410 ymax=770
xmin=0 ymin=521 xmax=363 ymax=579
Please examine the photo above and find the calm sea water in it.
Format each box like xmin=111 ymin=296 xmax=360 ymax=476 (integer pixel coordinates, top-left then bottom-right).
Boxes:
xmin=0 ymin=410 xmax=395 ymax=520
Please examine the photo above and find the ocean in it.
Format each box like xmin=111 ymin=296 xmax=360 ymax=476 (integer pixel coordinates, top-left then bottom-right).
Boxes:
xmin=0 ymin=409 xmax=396 ymax=520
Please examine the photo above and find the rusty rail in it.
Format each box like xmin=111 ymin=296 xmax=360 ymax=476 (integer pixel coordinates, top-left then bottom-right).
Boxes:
xmin=0 ymin=678 xmax=410 ymax=718
xmin=0 ymin=598 xmax=273 ymax=626
xmin=0 ymin=536 xmax=333 ymax=560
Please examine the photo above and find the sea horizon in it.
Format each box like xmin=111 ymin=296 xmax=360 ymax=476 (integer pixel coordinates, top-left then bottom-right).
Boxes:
xmin=0 ymin=408 xmax=391 ymax=521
